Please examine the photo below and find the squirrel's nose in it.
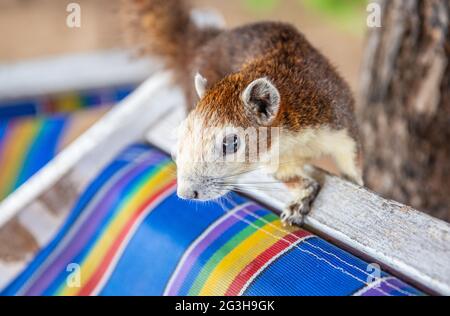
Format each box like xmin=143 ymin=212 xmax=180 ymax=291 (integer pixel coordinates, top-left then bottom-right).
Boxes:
xmin=177 ymin=186 xmax=200 ymax=200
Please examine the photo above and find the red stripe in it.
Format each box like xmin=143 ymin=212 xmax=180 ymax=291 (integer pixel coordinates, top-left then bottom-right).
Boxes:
xmin=225 ymin=229 xmax=310 ymax=296
xmin=76 ymin=180 xmax=176 ymax=295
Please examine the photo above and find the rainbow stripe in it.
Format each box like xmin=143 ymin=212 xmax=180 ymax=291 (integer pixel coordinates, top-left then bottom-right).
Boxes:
xmin=2 ymin=145 xmax=423 ymax=296
xmin=0 ymin=116 xmax=66 ymax=199
xmin=0 ymin=84 xmax=135 ymax=120
xmin=165 ymin=205 xmax=311 ymax=296
xmin=0 ymin=108 xmax=107 ymax=201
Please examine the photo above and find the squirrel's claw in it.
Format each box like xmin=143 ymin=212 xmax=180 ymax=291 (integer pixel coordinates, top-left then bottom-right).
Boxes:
xmin=280 ymin=180 xmax=320 ymax=227
xmin=281 ymin=201 xmax=309 ymax=226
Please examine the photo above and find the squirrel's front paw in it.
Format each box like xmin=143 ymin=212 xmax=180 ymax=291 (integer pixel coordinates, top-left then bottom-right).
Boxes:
xmin=280 ymin=180 xmax=320 ymax=226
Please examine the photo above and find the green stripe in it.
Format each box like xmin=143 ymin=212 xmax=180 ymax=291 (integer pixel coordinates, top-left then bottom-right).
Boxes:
xmin=188 ymin=213 xmax=278 ymax=295
xmin=1 ymin=120 xmax=42 ymax=198
xmin=53 ymin=158 xmax=172 ymax=294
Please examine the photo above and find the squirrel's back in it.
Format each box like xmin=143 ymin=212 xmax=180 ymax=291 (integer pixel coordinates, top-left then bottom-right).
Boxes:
xmin=194 ymin=21 xmax=358 ymax=137
xmin=124 ymin=0 xmax=363 ymax=184
xmin=121 ymin=0 xmax=359 ymax=144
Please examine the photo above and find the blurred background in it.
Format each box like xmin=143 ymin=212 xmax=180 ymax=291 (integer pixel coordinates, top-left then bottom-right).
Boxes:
xmin=0 ymin=0 xmax=366 ymax=93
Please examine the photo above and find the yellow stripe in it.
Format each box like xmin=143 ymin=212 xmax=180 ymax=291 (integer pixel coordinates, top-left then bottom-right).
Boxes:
xmin=60 ymin=163 xmax=175 ymax=296
xmin=198 ymin=220 xmax=295 ymax=296
xmin=0 ymin=119 xmax=40 ymax=198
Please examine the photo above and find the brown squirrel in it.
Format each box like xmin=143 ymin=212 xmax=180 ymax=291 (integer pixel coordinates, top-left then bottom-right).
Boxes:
xmin=122 ymin=0 xmax=363 ymax=225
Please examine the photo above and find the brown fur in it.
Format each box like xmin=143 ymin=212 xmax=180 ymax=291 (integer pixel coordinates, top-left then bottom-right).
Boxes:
xmin=122 ymin=0 xmax=362 ymax=162
xmin=121 ymin=0 xmax=220 ymax=104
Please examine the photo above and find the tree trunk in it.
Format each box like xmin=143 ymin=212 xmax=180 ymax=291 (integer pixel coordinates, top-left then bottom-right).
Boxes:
xmin=359 ymin=0 xmax=450 ymax=222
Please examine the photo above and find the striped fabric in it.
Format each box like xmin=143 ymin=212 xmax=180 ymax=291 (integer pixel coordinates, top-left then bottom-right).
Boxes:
xmin=0 ymin=115 xmax=67 ymax=199
xmin=0 ymin=108 xmax=106 ymax=200
xmin=1 ymin=144 xmax=423 ymax=296
xmin=0 ymin=84 xmax=134 ymax=120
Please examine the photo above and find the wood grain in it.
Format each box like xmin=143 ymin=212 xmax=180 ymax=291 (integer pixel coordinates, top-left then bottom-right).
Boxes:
xmin=359 ymin=0 xmax=450 ymax=222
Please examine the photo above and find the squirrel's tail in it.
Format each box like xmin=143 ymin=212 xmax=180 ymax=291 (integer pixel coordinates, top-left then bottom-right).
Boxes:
xmin=121 ymin=0 xmax=220 ymax=74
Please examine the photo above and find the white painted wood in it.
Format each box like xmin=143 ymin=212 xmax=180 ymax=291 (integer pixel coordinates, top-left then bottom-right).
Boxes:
xmin=146 ymin=100 xmax=450 ymax=295
xmin=0 ymin=262 xmax=26 ymax=291
xmin=0 ymin=49 xmax=157 ymax=100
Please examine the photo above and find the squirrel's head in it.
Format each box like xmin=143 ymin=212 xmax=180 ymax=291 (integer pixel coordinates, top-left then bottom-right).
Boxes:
xmin=175 ymin=72 xmax=281 ymax=201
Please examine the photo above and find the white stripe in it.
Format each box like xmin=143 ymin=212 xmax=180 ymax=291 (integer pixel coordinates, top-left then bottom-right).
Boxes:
xmin=234 ymin=202 xmax=415 ymax=296
xmin=91 ymin=185 xmax=177 ymax=296
xmin=163 ymin=202 xmax=254 ymax=296
xmin=238 ymin=235 xmax=314 ymax=296
xmin=352 ymin=276 xmax=397 ymax=296
xmin=15 ymin=155 xmax=149 ymax=295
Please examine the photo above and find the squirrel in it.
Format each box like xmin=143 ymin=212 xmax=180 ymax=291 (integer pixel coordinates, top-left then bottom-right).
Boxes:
xmin=122 ymin=0 xmax=364 ymax=225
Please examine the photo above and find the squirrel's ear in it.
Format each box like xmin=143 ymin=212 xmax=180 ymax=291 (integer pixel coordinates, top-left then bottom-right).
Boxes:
xmin=241 ymin=77 xmax=280 ymax=125
xmin=195 ymin=72 xmax=208 ymax=99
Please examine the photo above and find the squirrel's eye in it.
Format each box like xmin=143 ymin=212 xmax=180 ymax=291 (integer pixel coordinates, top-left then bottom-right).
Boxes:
xmin=222 ymin=134 xmax=240 ymax=156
